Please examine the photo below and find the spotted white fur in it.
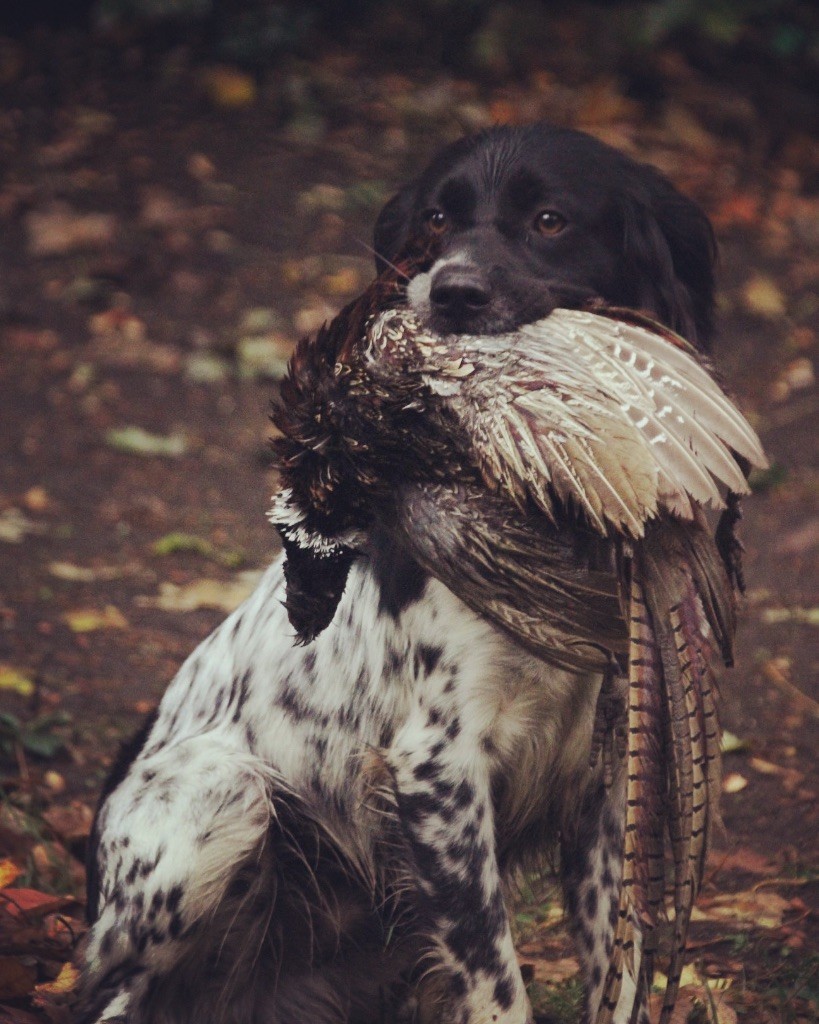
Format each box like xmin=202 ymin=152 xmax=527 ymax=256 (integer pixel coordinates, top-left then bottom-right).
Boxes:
xmin=78 ymin=544 xmax=642 ymax=1024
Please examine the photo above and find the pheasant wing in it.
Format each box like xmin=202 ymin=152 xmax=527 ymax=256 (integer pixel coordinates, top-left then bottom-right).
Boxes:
xmin=387 ymin=479 xmax=626 ymax=672
xmin=401 ymin=308 xmax=767 ymax=538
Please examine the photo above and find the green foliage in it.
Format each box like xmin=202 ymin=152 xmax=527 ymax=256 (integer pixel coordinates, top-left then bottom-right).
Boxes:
xmin=151 ymin=531 xmax=246 ymax=568
xmin=0 ymin=711 xmax=71 ymax=762
xmin=527 ymin=976 xmax=584 ymax=1024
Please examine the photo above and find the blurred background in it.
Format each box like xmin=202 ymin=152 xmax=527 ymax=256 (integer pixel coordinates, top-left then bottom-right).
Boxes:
xmin=0 ymin=2 xmax=816 ymax=1020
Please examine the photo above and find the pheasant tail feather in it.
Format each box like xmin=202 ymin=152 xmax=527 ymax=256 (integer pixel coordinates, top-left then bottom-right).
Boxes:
xmin=600 ymin=522 xmax=728 ymax=1024
xmin=596 ymin=571 xmax=666 ymax=1024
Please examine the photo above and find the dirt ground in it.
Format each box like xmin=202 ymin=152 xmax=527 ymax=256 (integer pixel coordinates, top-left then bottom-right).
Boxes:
xmin=0 ymin=13 xmax=817 ymax=1024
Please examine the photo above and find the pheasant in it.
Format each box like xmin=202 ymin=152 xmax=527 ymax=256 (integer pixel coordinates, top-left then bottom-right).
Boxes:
xmin=269 ymin=245 xmax=767 ymax=1023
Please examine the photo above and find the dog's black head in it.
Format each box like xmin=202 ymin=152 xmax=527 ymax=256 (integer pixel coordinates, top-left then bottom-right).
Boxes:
xmin=374 ymin=123 xmax=716 ymax=349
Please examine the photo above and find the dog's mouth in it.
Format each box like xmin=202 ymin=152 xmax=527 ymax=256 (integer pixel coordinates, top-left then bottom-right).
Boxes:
xmin=407 ymin=264 xmax=599 ymax=336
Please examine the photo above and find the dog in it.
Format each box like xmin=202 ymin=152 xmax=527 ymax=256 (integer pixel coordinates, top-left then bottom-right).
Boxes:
xmin=77 ymin=123 xmax=717 ymax=1024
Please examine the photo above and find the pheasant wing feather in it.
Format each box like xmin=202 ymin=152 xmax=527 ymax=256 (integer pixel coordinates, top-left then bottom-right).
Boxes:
xmin=396 ymin=308 xmax=768 ymax=538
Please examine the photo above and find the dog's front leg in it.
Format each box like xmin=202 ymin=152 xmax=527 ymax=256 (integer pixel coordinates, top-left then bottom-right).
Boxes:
xmin=387 ymin=703 xmax=532 ymax=1024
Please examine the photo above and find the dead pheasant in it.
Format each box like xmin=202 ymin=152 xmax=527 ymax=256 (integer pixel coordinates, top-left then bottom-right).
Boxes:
xmin=269 ymin=249 xmax=767 ymax=1023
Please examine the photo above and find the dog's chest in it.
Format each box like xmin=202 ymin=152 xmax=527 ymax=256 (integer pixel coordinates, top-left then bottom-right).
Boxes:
xmin=148 ymin=553 xmax=601 ymax=860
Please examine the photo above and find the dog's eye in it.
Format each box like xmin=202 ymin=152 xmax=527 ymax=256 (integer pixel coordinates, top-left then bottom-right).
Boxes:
xmin=424 ymin=209 xmax=449 ymax=234
xmin=535 ymin=210 xmax=566 ymax=236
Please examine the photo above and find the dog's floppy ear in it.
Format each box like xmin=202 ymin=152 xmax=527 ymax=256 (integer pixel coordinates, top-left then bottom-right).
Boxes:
xmin=373 ymin=183 xmax=417 ymax=273
xmin=620 ymin=175 xmax=717 ymax=350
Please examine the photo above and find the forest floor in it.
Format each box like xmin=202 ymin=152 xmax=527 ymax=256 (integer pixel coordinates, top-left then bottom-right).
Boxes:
xmin=0 ymin=13 xmax=817 ymax=1024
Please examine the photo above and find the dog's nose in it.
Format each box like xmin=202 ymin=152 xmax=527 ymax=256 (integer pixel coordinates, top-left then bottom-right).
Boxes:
xmin=430 ymin=266 xmax=491 ymax=321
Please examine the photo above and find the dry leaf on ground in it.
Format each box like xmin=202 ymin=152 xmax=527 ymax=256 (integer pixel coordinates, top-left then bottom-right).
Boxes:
xmin=136 ymin=571 xmax=263 ymax=613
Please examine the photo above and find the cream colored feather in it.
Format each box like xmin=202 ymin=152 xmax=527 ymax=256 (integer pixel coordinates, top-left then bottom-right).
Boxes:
xmin=368 ymin=307 xmax=767 ymax=539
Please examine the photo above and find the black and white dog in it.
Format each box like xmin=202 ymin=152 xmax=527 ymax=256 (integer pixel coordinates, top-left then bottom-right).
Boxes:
xmin=78 ymin=124 xmax=716 ymax=1024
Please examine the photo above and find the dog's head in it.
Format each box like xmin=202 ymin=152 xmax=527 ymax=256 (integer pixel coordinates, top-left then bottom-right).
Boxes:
xmin=374 ymin=124 xmax=716 ymax=349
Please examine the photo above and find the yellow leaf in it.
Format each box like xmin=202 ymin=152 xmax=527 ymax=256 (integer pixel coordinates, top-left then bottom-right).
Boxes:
xmin=742 ymin=275 xmax=786 ymax=317
xmin=63 ymin=604 xmax=128 ymax=632
xmin=34 ymin=960 xmax=80 ymax=997
xmin=0 ymin=858 xmax=22 ymax=887
xmin=0 ymin=665 xmax=35 ymax=697
xmin=722 ymin=772 xmax=748 ymax=794
xmin=693 ymin=889 xmax=789 ymax=929
xmin=136 ymin=572 xmax=263 ymax=613
xmin=201 ymin=65 xmax=256 ymax=108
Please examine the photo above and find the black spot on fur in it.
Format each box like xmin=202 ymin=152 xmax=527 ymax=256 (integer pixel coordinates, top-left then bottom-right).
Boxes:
xmin=493 ymin=974 xmax=515 ymax=1011
xmin=415 ymin=644 xmax=443 ymax=678
xmin=386 ymin=645 xmax=407 ymax=676
xmin=86 ymin=709 xmax=159 ymax=922
xmin=165 ymin=886 xmax=183 ymax=914
xmin=450 ymin=972 xmax=468 ymax=998
xmin=453 ymin=780 xmax=475 ymax=808
xmin=413 ymin=758 xmax=442 ymax=782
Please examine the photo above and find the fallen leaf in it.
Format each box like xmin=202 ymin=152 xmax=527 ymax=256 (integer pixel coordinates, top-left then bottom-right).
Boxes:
xmin=0 ymin=666 xmax=35 ymax=698
xmin=48 ymin=561 xmax=122 ymax=583
xmin=239 ymin=307 xmax=287 ymax=334
xmin=201 ymin=65 xmax=256 ymax=108
xmin=749 ymin=756 xmax=804 ymax=782
xmin=30 ymin=842 xmax=85 ymax=891
xmin=748 ymin=756 xmax=806 ymax=792
xmin=138 ymin=186 xmax=189 ymax=230
xmin=722 ymin=772 xmax=748 ymax=794
xmin=22 ymin=486 xmax=50 ymax=513
xmin=692 ymin=889 xmax=790 ymax=929
xmin=151 ymin=532 xmax=244 ymax=568
xmin=187 ymin=152 xmax=215 ymax=181
xmin=296 ymin=184 xmax=345 ymax=215
xmin=43 ymin=771 xmax=66 ymax=794
xmin=103 ymin=427 xmax=187 ymax=458
xmin=184 ymin=353 xmax=230 ymax=383
xmin=293 ymin=300 xmax=338 ymax=336
xmin=720 ymin=730 xmax=749 ymax=755
xmin=323 ymin=266 xmax=362 ymax=296
xmin=33 ymin=962 xmax=80 ymax=999
xmin=782 ymin=357 xmax=815 ymax=392
xmin=0 ymin=861 xmax=22 ymax=888
xmin=776 ymin=518 xmax=819 ymax=556
xmin=760 ymin=606 xmax=819 ymax=626
xmin=136 ymin=571 xmax=263 ymax=613
xmin=711 ymin=192 xmax=761 ymax=229
xmin=708 ymin=847 xmax=779 ymax=877
xmin=742 ymin=274 xmax=787 ymax=317
xmin=0 ymin=509 xmax=47 ymax=544
xmin=650 ymin=982 xmax=737 ymax=1024
xmin=25 ymin=203 xmax=117 ymax=257
xmin=42 ymin=802 xmax=93 ymax=844
xmin=236 ymin=334 xmax=294 ymax=380
xmin=0 ymin=888 xmax=73 ymax=918
xmin=63 ymin=605 xmax=128 ymax=632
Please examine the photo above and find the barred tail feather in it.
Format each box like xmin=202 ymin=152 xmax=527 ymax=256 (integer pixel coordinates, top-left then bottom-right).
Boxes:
xmin=597 ymin=572 xmax=666 ymax=1024
xmin=605 ymin=521 xmax=730 ymax=1024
